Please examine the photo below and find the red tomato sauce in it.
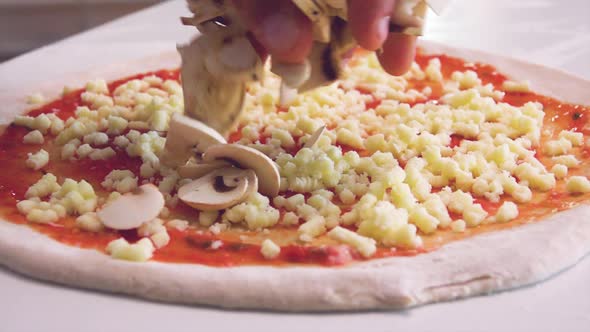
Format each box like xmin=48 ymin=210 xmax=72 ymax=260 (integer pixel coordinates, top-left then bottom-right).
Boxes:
xmin=1 ymin=54 xmax=589 ymax=267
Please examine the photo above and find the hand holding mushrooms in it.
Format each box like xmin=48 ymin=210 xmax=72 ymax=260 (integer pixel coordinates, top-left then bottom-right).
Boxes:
xmin=180 ymin=0 xmax=434 ymax=135
xmin=230 ymin=0 xmax=419 ymax=76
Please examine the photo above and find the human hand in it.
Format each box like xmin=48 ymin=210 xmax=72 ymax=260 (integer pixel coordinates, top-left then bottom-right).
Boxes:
xmin=231 ymin=0 xmax=417 ymax=76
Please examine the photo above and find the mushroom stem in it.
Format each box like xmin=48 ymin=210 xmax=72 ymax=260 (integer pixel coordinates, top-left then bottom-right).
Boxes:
xmin=203 ymin=144 xmax=280 ymax=197
xmin=178 ymin=167 xmax=257 ymax=211
xmin=161 ymin=113 xmax=227 ymax=168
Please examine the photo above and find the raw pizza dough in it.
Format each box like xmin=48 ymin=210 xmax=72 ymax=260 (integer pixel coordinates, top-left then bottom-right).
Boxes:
xmin=0 ymin=41 xmax=589 ymax=311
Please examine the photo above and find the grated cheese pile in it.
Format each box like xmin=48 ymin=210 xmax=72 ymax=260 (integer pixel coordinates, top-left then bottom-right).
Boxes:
xmin=11 ymin=53 xmax=589 ymax=262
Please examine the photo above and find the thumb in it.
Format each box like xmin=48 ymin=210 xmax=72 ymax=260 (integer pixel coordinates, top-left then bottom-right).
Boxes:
xmin=232 ymin=0 xmax=313 ymax=64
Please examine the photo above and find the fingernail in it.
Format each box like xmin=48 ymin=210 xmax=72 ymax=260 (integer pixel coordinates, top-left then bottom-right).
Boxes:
xmin=260 ymin=13 xmax=299 ymax=54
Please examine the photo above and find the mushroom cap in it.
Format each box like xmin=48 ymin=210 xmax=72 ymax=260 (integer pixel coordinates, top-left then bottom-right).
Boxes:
xmin=178 ymin=167 xmax=257 ymax=211
xmin=177 ymin=160 xmax=231 ymax=179
xmin=162 ymin=113 xmax=227 ymax=167
xmin=202 ymin=144 xmax=280 ymax=197
xmin=97 ymin=184 xmax=165 ymax=230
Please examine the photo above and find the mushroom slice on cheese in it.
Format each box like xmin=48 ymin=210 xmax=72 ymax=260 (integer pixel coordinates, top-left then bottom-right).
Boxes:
xmin=303 ymin=125 xmax=327 ymax=148
xmin=203 ymin=144 xmax=280 ymax=197
xmin=98 ymin=184 xmax=165 ymax=230
xmin=177 ymin=160 xmax=232 ymax=179
xmin=162 ymin=113 xmax=227 ymax=167
xmin=223 ymin=167 xmax=259 ymax=198
xmin=178 ymin=167 xmax=257 ymax=210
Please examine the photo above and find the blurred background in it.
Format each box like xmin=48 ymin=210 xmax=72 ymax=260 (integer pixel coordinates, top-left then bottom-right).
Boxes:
xmin=0 ymin=0 xmax=165 ymax=62
xmin=1 ymin=0 xmax=589 ymax=75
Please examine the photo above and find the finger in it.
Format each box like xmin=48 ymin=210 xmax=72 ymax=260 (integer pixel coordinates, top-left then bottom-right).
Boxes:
xmin=347 ymin=0 xmax=396 ymax=51
xmin=231 ymin=0 xmax=313 ymax=64
xmin=377 ymin=32 xmax=417 ymax=76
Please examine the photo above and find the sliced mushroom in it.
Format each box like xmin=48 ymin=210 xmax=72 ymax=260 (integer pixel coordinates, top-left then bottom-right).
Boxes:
xmin=179 ymin=0 xmax=438 ymax=140
xmin=203 ymin=34 xmax=264 ymax=82
xmin=223 ymin=168 xmax=259 ymax=198
xmin=323 ymin=0 xmax=348 ymax=19
xmin=390 ymin=0 xmax=428 ymax=36
xmin=391 ymin=0 xmax=424 ymax=28
xmin=178 ymin=167 xmax=257 ymax=210
xmin=177 ymin=160 xmax=232 ymax=179
xmin=291 ymin=0 xmax=327 ymax=23
xmin=286 ymin=0 xmax=431 ymax=92
xmin=290 ymin=0 xmax=346 ymax=42
xmin=303 ymin=125 xmax=327 ymax=148
xmin=290 ymin=42 xmax=329 ymax=93
xmin=311 ymin=14 xmax=332 ymax=43
xmin=186 ymin=0 xmax=225 ymax=17
xmin=299 ymin=18 xmax=356 ymax=93
xmin=182 ymin=0 xmax=225 ymax=26
xmin=292 ymin=0 xmax=348 ymax=20
xmin=241 ymin=170 xmax=259 ymax=198
xmin=98 ymin=184 xmax=165 ymax=230
xmin=202 ymin=144 xmax=280 ymax=197
xmin=162 ymin=113 xmax=227 ymax=167
xmin=289 ymin=1 xmax=331 ymax=41
xmin=179 ymin=29 xmax=262 ymax=135
xmin=271 ymin=60 xmax=311 ymax=88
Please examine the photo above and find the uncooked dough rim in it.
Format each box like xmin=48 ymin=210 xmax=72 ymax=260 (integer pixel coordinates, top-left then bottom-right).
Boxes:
xmin=0 ymin=41 xmax=589 ymax=312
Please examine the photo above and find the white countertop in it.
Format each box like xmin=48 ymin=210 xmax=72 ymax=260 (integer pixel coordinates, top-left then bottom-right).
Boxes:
xmin=1 ymin=1 xmax=589 ymax=331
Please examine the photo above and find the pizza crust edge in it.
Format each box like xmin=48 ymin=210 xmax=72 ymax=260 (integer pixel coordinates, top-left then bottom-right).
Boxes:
xmin=0 ymin=41 xmax=589 ymax=311
xmin=1 ymin=204 xmax=589 ymax=311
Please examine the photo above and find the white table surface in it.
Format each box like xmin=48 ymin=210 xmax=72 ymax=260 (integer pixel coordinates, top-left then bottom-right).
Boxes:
xmin=1 ymin=1 xmax=589 ymax=331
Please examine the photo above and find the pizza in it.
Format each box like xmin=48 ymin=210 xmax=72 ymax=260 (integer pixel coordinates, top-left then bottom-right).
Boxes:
xmin=1 ymin=41 xmax=590 ymax=311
